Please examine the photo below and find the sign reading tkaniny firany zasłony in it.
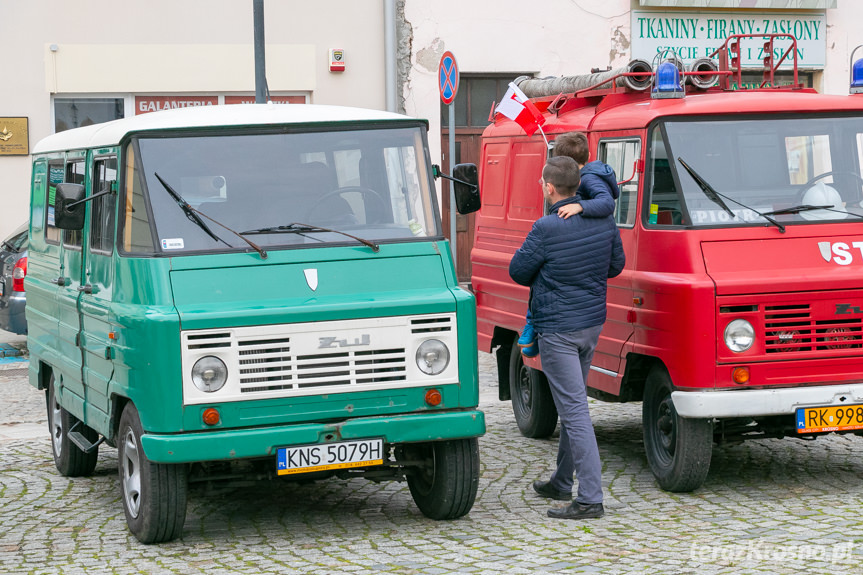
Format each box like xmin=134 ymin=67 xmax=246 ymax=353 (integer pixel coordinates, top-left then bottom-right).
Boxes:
xmin=632 ymin=11 xmax=826 ymax=68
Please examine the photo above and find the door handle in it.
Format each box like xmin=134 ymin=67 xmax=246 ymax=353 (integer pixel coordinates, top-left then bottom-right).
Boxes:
xmin=78 ymin=284 xmax=93 ymax=294
xmin=50 ymin=277 xmax=67 ymax=286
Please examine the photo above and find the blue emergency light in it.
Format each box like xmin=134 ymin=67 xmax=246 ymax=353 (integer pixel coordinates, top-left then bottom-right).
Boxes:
xmin=652 ymin=61 xmax=684 ymax=99
xmin=850 ymin=45 xmax=863 ymax=94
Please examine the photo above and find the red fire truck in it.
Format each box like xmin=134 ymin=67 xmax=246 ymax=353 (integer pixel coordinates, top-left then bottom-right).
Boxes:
xmin=470 ymin=35 xmax=863 ymax=492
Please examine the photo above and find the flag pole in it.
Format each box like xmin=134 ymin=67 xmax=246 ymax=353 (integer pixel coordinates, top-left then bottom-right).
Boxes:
xmin=536 ymin=123 xmax=550 ymax=150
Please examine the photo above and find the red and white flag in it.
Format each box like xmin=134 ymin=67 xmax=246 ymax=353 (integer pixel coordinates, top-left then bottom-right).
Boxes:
xmin=494 ymin=82 xmax=545 ymax=136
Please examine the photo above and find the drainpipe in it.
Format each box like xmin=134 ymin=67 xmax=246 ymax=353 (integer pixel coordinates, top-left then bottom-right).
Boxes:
xmin=384 ymin=0 xmax=397 ymax=112
xmin=254 ymin=0 xmax=267 ymax=104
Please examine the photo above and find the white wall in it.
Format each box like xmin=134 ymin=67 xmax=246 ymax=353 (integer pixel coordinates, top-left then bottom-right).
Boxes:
xmin=0 ymin=0 xmax=386 ymax=239
xmin=403 ymin=0 xmax=632 ymax=184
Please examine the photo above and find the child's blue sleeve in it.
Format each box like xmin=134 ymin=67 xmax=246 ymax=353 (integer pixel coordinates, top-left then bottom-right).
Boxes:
xmin=577 ymin=174 xmax=615 ymax=218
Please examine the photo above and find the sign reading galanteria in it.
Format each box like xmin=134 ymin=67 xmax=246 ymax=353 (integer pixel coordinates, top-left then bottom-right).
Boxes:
xmin=632 ymin=11 xmax=826 ymax=68
xmin=0 ymin=117 xmax=29 ymax=156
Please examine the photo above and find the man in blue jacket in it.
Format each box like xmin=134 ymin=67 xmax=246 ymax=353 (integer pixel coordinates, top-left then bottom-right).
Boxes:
xmin=509 ymin=155 xmax=625 ymax=520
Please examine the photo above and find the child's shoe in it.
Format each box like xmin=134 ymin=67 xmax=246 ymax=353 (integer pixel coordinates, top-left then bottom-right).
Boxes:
xmin=521 ymin=342 xmax=539 ymax=358
xmin=517 ymin=322 xmax=536 ymax=348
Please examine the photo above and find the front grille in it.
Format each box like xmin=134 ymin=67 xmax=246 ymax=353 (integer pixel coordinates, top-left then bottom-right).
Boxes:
xmin=181 ymin=313 xmax=455 ymax=405
xmin=764 ymin=303 xmax=863 ymax=354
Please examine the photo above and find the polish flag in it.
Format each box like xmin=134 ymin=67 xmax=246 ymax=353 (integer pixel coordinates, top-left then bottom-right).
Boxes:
xmin=494 ymin=82 xmax=545 ymax=136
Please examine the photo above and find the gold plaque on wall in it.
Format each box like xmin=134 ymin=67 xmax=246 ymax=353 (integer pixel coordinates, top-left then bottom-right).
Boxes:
xmin=0 ymin=117 xmax=29 ymax=156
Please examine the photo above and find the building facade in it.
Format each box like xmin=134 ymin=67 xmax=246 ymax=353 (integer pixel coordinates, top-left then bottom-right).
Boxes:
xmin=1 ymin=0 xmax=860 ymax=262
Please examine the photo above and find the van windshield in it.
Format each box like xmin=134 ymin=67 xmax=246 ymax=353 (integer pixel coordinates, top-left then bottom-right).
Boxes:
xmin=646 ymin=115 xmax=863 ymax=227
xmin=123 ymin=125 xmax=440 ymax=253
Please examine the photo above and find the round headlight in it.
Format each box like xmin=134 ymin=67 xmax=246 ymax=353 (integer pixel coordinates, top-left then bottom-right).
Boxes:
xmin=192 ymin=356 xmax=228 ymax=392
xmin=416 ymin=339 xmax=450 ymax=375
xmin=724 ymin=319 xmax=755 ymax=353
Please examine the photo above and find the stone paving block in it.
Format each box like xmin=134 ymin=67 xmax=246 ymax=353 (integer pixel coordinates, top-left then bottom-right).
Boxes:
xmin=1 ymin=352 xmax=863 ymax=574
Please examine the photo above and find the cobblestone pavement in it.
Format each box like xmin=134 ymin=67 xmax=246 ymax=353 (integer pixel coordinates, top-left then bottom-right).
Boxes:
xmin=2 ymin=352 xmax=863 ymax=574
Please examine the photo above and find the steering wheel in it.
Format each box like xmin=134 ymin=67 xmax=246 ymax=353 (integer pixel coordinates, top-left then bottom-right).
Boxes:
xmin=804 ymin=171 xmax=863 ymax=189
xmin=306 ymin=187 xmax=387 ymax=225
xmin=797 ymin=171 xmax=863 ymax=205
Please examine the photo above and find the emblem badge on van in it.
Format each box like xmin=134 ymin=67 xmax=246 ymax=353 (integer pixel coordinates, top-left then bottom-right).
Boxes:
xmin=304 ymin=269 xmax=318 ymax=291
xmin=818 ymin=242 xmax=832 ymax=262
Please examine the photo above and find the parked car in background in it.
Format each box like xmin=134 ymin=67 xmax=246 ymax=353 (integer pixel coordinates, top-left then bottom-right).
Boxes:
xmin=0 ymin=222 xmax=28 ymax=335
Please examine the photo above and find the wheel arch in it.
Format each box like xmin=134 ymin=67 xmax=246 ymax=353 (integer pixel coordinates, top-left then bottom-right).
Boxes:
xmin=491 ymin=326 xmax=517 ymax=401
xmin=619 ymin=353 xmax=668 ymax=402
xmin=36 ymin=361 xmax=53 ymax=391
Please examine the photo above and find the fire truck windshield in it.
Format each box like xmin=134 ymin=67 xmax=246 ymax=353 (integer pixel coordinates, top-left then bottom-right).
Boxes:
xmin=647 ymin=115 xmax=863 ymax=228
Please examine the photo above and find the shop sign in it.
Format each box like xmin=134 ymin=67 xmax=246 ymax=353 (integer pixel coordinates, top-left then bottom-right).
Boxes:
xmin=135 ymin=96 xmax=218 ymax=115
xmin=224 ymin=96 xmax=306 ymax=105
xmin=632 ymin=10 xmax=826 ymax=68
xmin=0 ymin=117 xmax=29 ymax=156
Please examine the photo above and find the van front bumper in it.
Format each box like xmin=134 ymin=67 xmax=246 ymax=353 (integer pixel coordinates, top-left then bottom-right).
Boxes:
xmin=140 ymin=409 xmax=486 ymax=464
xmin=672 ymin=383 xmax=863 ymax=419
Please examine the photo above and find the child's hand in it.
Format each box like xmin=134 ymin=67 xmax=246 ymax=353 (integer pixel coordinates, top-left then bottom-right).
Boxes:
xmin=558 ymin=203 xmax=583 ymax=219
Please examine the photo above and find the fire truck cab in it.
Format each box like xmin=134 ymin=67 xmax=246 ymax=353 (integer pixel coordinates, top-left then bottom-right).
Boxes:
xmin=471 ymin=36 xmax=863 ymax=492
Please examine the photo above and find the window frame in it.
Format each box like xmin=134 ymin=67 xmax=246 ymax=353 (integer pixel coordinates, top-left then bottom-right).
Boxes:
xmin=598 ymin=136 xmax=642 ymax=229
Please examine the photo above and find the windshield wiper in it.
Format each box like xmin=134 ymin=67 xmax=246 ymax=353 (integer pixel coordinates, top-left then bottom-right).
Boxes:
xmin=241 ymin=222 xmax=379 ymax=253
xmin=676 ymin=157 xmax=786 ymax=233
xmin=154 ymin=172 xmax=267 ymax=259
xmin=762 ymin=204 xmax=860 ymax=217
xmin=762 ymin=204 xmax=833 ymax=216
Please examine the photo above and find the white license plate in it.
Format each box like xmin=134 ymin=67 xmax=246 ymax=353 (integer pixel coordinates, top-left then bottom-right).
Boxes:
xmin=276 ymin=438 xmax=384 ymax=476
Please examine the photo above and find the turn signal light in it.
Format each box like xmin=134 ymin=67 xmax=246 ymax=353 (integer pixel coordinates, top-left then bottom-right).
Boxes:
xmin=732 ymin=366 xmax=750 ymax=385
xmin=425 ymin=389 xmax=442 ymax=407
xmin=202 ymin=407 xmax=221 ymax=426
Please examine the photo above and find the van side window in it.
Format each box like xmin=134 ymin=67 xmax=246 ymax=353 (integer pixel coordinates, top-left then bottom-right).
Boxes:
xmin=598 ymin=139 xmax=640 ymax=226
xmin=91 ymin=158 xmax=118 ymax=254
xmin=121 ymin=145 xmax=156 ymax=253
xmin=63 ymin=160 xmax=86 ymax=250
xmin=647 ymin=128 xmax=686 ymax=226
xmin=46 ymin=161 xmax=65 ymax=244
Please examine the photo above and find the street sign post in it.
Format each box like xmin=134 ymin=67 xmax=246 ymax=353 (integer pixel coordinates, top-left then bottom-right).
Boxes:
xmin=439 ymin=51 xmax=459 ymax=268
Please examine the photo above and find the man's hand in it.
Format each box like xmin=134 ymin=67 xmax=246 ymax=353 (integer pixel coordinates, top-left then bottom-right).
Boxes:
xmin=558 ymin=203 xmax=583 ymax=219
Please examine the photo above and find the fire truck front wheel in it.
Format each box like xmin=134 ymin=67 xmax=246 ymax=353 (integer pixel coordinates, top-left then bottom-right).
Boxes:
xmin=508 ymin=340 xmax=558 ymax=438
xmin=118 ymin=403 xmax=188 ymax=544
xmin=643 ymin=366 xmax=713 ymax=493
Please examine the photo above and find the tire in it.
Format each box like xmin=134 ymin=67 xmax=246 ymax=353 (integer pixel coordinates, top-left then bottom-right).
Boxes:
xmin=642 ymin=365 xmax=713 ymax=492
xmin=406 ymin=438 xmax=480 ymax=520
xmin=508 ymin=339 xmax=558 ymax=438
xmin=118 ymin=403 xmax=188 ymax=544
xmin=46 ymin=374 xmax=98 ymax=477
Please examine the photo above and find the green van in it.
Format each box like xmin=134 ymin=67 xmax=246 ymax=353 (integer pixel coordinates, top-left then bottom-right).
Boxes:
xmin=27 ymin=104 xmax=484 ymax=543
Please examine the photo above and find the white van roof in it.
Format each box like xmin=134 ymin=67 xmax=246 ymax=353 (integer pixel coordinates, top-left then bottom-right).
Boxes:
xmin=32 ymin=104 xmax=418 ymax=154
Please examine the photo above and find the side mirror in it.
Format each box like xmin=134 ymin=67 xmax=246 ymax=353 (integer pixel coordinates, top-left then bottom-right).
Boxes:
xmin=452 ymin=163 xmax=481 ymax=215
xmin=54 ymin=183 xmax=86 ymax=230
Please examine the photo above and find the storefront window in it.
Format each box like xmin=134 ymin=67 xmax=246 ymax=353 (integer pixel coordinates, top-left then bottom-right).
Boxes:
xmin=54 ymin=98 xmax=124 ymax=132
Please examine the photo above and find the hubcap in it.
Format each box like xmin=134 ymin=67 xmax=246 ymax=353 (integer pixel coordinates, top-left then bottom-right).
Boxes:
xmin=517 ymin=364 xmax=532 ymax=412
xmin=656 ymin=397 xmax=676 ymax=457
xmin=50 ymin=392 xmax=63 ymax=458
xmin=121 ymin=429 xmax=142 ymax=518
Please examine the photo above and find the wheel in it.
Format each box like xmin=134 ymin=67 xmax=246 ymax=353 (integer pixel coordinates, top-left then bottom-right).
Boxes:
xmin=406 ymin=438 xmax=480 ymax=520
xmin=642 ymin=365 xmax=712 ymax=492
xmin=118 ymin=403 xmax=188 ymax=544
xmin=46 ymin=374 xmax=98 ymax=477
xmin=306 ymin=186 xmax=387 ymax=224
xmin=508 ymin=339 xmax=557 ymax=438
